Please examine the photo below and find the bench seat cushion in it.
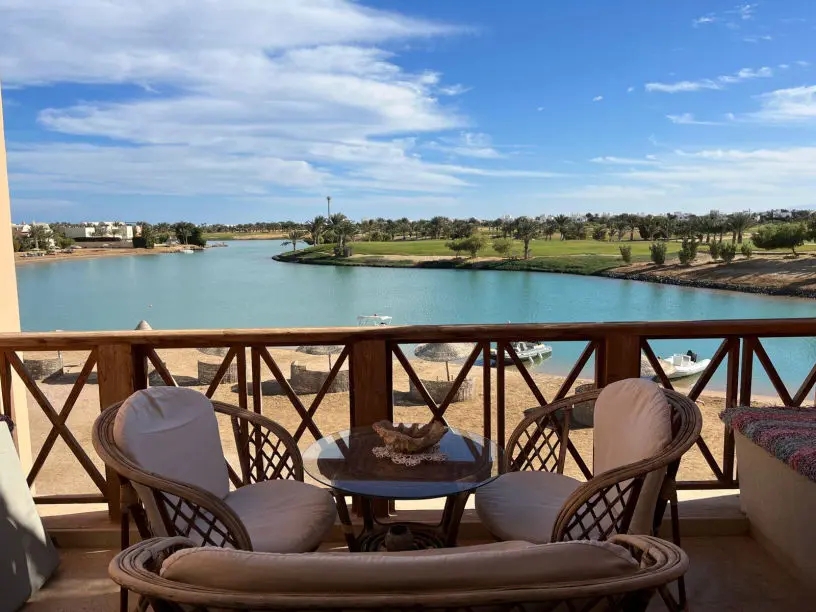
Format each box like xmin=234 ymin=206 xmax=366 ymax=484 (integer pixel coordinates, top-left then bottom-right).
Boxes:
xmin=161 ymin=539 xmax=638 ymax=593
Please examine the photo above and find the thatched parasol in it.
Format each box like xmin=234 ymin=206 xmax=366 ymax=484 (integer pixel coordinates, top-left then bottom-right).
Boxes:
xmin=135 ymin=320 xmax=152 ymax=331
xmin=414 ymin=342 xmax=475 ymax=381
xmin=296 ymin=344 xmax=345 ymax=368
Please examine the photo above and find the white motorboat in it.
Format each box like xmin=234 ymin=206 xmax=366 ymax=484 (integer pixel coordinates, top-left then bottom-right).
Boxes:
xmin=490 ymin=341 xmax=553 ymax=365
xmin=357 ymin=314 xmax=392 ymax=326
xmin=660 ymin=352 xmax=711 ymax=379
xmin=179 ymin=248 xmax=194 ymax=254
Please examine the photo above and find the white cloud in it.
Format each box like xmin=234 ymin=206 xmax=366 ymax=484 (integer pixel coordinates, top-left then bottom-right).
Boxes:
xmin=733 ymin=3 xmax=757 ymax=21
xmin=627 ymin=86 xmax=635 ymax=93
xmin=592 ymin=95 xmax=603 ymax=102
xmin=693 ymin=3 xmax=756 ymax=28
xmin=646 ymin=80 xmax=721 ymax=93
xmin=666 ymin=113 xmax=721 ymax=125
xmin=745 ymin=86 xmax=816 ymax=123
xmin=693 ymin=15 xmax=717 ymax=26
xmin=779 ymin=64 xmax=790 ymax=69
xmin=536 ymin=106 xmax=544 ymax=111
xmin=1 ymin=0 xmax=568 ymax=209
xmin=646 ymin=66 xmax=773 ymax=93
xmin=552 ymin=145 xmax=816 ymax=212
xmin=426 ymin=132 xmax=504 ymax=159
xmin=743 ymin=34 xmax=772 ymax=43
xmin=797 ymin=60 xmax=811 ymax=67
xmin=590 ymin=157 xmax=660 ymax=166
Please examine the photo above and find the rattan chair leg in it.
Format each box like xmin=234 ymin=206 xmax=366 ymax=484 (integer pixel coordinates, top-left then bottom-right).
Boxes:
xmin=670 ymin=492 xmax=688 ymax=610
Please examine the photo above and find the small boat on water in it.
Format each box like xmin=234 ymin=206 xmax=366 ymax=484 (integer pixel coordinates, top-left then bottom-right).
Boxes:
xmin=179 ymin=248 xmax=194 ymax=254
xmin=643 ymin=351 xmax=711 ymax=380
xmin=490 ymin=341 xmax=553 ymax=365
xmin=661 ymin=352 xmax=711 ymax=379
xmin=357 ymin=314 xmax=392 ymax=326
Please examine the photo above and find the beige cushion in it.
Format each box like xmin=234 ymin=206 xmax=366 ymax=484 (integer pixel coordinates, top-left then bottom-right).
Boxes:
xmin=161 ymin=539 xmax=638 ymax=593
xmin=114 ymin=387 xmax=229 ymax=499
xmin=475 ymin=471 xmax=581 ymax=543
xmin=224 ymin=479 xmax=336 ymax=553
xmin=593 ymin=379 xmax=672 ymax=534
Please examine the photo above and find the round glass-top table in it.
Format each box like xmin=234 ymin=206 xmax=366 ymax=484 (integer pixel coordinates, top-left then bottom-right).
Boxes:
xmin=303 ymin=425 xmax=502 ymax=551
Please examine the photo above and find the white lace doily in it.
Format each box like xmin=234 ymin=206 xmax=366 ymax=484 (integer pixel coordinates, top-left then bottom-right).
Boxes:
xmin=372 ymin=444 xmax=447 ymax=467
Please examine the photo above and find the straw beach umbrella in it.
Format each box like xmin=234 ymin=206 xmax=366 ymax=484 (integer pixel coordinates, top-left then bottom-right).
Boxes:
xmin=296 ymin=344 xmax=345 ymax=368
xmin=414 ymin=342 xmax=475 ymax=381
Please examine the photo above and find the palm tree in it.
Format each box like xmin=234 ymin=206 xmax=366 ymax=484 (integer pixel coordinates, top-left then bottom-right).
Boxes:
xmin=282 ymin=229 xmax=306 ymax=252
xmin=306 ymin=216 xmax=326 ymax=245
xmin=28 ymin=224 xmax=51 ymax=250
xmin=513 ymin=216 xmax=540 ymax=259
xmin=543 ymin=219 xmax=557 ymax=240
xmin=728 ymin=211 xmax=753 ymax=243
xmin=612 ymin=217 xmax=628 ymax=241
xmin=553 ymin=214 xmax=570 ymax=240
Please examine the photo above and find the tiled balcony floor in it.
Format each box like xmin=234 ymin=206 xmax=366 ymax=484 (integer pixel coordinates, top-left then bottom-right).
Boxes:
xmin=24 ymin=535 xmax=816 ymax=611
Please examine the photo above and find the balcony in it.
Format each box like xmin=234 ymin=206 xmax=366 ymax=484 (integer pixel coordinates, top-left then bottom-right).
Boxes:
xmin=4 ymin=319 xmax=816 ymax=610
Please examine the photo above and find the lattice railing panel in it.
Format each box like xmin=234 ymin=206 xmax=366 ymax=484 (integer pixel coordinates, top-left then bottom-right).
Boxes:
xmin=1 ymin=349 xmax=108 ymax=503
xmin=390 ymin=341 xmax=485 ymax=431
xmin=641 ymin=338 xmax=737 ymax=486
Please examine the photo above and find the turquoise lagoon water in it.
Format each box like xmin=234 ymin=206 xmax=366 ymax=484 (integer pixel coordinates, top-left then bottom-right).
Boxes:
xmin=15 ymin=240 xmax=816 ymax=395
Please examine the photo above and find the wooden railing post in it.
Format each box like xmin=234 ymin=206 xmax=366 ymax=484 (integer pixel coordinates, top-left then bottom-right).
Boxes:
xmin=97 ymin=343 xmax=136 ymax=520
xmin=349 ymin=339 xmax=391 ymax=517
xmin=599 ymin=333 xmax=642 ymax=386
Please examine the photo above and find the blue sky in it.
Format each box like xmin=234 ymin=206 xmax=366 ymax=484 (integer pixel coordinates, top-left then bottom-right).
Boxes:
xmin=1 ymin=0 xmax=815 ymax=223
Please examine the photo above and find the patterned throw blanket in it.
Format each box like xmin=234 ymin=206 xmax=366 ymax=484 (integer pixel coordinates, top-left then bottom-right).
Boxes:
xmin=720 ymin=406 xmax=816 ymax=483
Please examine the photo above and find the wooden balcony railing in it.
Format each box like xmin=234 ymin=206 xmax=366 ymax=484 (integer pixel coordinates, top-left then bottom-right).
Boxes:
xmin=1 ymin=318 xmax=815 ymax=517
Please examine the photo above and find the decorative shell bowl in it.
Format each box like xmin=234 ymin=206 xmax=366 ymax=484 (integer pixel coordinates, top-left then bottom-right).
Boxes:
xmin=372 ymin=421 xmax=448 ymax=453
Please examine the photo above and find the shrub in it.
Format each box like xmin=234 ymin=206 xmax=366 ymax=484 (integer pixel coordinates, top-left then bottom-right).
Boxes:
xmin=619 ymin=245 xmax=632 ymax=263
xmin=445 ymin=238 xmax=467 ymax=258
xmin=649 ymin=241 xmax=667 ymax=265
xmin=708 ymin=240 xmax=721 ymax=260
xmin=751 ymin=223 xmax=808 ymax=255
xmin=740 ymin=242 xmax=753 ymax=259
xmin=678 ymin=239 xmax=698 ymax=266
xmin=461 ymin=234 xmax=487 ymax=258
xmin=720 ymin=242 xmax=737 ymax=264
xmin=591 ymin=226 xmax=607 ymax=241
xmin=492 ymin=237 xmax=513 ymax=259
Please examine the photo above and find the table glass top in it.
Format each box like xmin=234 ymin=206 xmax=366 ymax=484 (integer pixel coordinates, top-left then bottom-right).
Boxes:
xmin=303 ymin=425 xmax=502 ymax=500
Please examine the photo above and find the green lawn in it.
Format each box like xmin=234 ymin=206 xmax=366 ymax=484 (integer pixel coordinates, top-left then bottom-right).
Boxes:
xmin=276 ymin=245 xmax=650 ymax=275
xmin=347 ymin=238 xmax=656 ymax=258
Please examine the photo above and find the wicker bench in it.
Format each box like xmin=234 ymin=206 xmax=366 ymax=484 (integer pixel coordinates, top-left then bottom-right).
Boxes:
xmin=111 ymin=534 xmax=688 ymax=611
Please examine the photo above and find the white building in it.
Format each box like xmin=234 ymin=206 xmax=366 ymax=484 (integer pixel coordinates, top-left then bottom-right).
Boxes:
xmin=63 ymin=222 xmax=134 ymax=240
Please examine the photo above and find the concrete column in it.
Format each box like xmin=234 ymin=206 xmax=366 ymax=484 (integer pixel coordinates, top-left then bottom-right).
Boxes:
xmin=0 ymin=83 xmax=33 ymax=470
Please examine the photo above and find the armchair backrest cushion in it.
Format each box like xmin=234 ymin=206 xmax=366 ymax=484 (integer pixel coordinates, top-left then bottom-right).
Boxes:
xmin=160 ymin=540 xmax=638 ymax=593
xmin=593 ymin=379 xmax=672 ymax=533
xmin=113 ymin=387 xmax=229 ymax=500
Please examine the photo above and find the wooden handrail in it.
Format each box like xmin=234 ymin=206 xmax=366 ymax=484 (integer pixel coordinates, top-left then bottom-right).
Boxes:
xmin=4 ymin=318 xmax=816 ymax=514
xmin=1 ymin=317 xmax=816 ymax=350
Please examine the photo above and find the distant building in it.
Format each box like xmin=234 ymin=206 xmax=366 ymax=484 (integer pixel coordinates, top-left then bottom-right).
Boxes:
xmin=62 ymin=222 xmax=134 ymax=241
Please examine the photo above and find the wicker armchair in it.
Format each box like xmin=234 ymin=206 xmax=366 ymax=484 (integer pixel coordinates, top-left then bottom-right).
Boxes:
xmin=92 ymin=387 xmax=337 ymax=553
xmin=110 ymin=534 xmax=689 ymax=612
xmin=475 ymin=380 xmax=701 ymax=609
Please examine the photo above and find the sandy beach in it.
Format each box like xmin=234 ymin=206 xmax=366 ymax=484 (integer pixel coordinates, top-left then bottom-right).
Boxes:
xmin=14 ymin=245 xmax=185 ymax=266
xmin=21 ymin=346 xmax=787 ymax=514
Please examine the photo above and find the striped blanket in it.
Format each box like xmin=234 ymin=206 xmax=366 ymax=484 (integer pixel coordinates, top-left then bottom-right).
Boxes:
xmin=720 ymin=406 xmax=816 ymax=483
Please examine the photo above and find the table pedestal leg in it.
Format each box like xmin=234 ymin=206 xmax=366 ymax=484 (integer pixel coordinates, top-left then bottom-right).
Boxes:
xmin=440 ymin=492 xmax=470 ymax=547
xmin=333 ymin=493 xmax=360 ymax=552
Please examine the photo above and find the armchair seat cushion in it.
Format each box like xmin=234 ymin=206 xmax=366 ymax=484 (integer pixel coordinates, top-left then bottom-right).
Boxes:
xmin=475 ymin=471 xmax=581 ymax=544
xmin=224 ymin=479 xmax=336 ymax=553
